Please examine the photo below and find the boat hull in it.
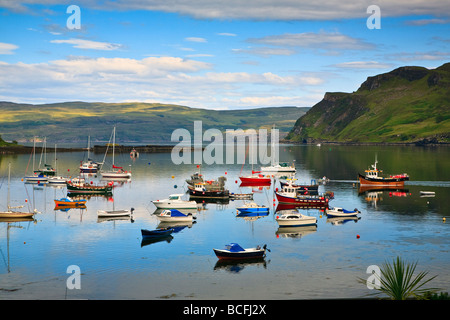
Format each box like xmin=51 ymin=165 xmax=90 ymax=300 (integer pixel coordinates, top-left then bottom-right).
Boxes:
xmin=0 ymin=211 xmax=34 ymax=219
xmin=358 ymin=173 xmax=408 ymax=187
xmin=188 ymin=188 xmax=229 ymax=199
xmin=326 ymin=208 xmax=360 ymax=217
xmin=67 ymin=182 xmax=113 ymax=194
xmin=276 ymin=214 xmax=317 ymax=227
xmin=239 ymin=176 xmax=271 ymax=184
xmin=152 ymin=200 xmax=198 ymax=209
xmin=275 ymin=191 xmax=329 ymax=207
xmin=97 ymin=209 xmax=131 ymax=217
xmin=141 ymin=228 xmax=173 ymax=238
xmin=213 ymin=248 xmax=265 ymax=260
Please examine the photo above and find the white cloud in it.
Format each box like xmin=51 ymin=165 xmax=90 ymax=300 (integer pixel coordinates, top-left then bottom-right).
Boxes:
xmin=217 ymin=33 xmax=237 ymax=37
xmin=331 ymin=61 xmax=393 ymax=69
xmin=0 ymin=56 xmax=324 ymax=108
xmin=233 ymin=47 xmax=296 ymax=56
xmin=50 ymin=38 xmax=124 ymax=51
xmin=185 ymin=37 xmax=207 ymax=43
xmin=247 ymin=31 xmax=374 ymax=51
xmin=55 ymin=0 xmax=450 ymax=21
xmin=0 ymin=42 xmax=19 ymax=54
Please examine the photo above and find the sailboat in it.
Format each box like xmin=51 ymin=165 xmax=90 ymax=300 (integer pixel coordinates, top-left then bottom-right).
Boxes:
xmin=1 ymin=163 xmax=35 ymax=219
xmin=80 ymin=136 xmax=101 ymax=173
xmin=47 ymin=144 xmax=69 ymax=185
xmin=99 ymin=127 xmax=132 ymax=179
xmin=24 ymin=136 xmax=48 ymax=183
xmin=260 ymin=125 xmax=295 ymax=172
xmin=34 ymin=137 xmax=56 ymax=176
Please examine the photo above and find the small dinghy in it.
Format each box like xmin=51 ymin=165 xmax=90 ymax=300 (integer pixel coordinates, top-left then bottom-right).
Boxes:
xmin=156 ymin=209 xmax=196 ymax=222
xmin=213 ymin=243 xmax=269 ymax=260
xmin=97 ymin=208 xmax=134 ymax=217
xmin=236 ymin=202 xmax=269 ymax=214
xmin=141 ymin=228 xmax=174 ymax=238
xmin=54 ymin=197 xmax=86 ymax=207
xmin=326 ymin=207 xmax=360 ymax=217
xmin=276 ymin=212 xmax=317 ymax=227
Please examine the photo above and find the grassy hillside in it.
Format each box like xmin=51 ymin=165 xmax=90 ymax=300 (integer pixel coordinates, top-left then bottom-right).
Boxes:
xmin=286 ymin=63 xmax=450 ymax=144
xmin=0 ymin=102 xmax=308 ymax=143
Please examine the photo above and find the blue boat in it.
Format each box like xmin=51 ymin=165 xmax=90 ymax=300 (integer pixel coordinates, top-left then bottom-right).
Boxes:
xmin=213 ymin=243 xmax=268 ymax=260
xmin=141 ymin=228 xmax=174 ymax=238
xmin=236 ymin=202 xmax=269 ymax=214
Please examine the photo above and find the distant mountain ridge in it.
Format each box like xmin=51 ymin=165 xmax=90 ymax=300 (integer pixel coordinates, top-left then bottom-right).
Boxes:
xmin=286 ymin=63 xmax=450 ymax=144
xmin=0 ymin=101 xmax=308 ymax=143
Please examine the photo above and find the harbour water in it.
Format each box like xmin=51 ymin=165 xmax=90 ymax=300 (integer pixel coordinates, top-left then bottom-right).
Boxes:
xmin=0 ymin=144 xmax=449 ymax=300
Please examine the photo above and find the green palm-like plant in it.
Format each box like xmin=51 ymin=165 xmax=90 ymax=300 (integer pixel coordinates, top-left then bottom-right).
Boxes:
xmin=362 ymin=256 xmax=439 ymax=300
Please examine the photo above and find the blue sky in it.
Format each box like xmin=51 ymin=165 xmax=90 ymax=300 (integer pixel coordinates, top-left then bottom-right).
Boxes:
xmin=0 ymin=1 xmax=449 ymax=109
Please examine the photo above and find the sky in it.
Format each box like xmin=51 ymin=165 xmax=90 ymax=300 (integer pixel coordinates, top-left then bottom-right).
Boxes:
xmin=0 ymin=0 xmax=449 ymax=110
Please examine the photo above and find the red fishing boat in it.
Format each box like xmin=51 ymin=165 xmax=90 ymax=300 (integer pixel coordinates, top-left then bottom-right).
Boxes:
xmin=358 ymin=158 xmax=409 ymax=187
xmin=239 ymin=171 xmax=271 ymax=185
xmin=275 ymin=180 xmax=333 ymax=207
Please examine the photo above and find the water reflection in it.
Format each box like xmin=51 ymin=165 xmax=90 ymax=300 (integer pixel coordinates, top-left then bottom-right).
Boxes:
xmin=213 ymin=257 xmax=269 ymax=273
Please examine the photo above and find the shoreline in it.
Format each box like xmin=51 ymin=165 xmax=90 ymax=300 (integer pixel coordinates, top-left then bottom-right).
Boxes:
xmin=0 ymin=144 xmax=198 ymax=154
xmin=280 ymin=140 xmax=450 ymax=147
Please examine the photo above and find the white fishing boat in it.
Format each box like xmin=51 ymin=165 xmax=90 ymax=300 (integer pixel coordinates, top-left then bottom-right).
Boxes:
xmin=275 ymin=211 xmax=317 ymax=227
xmin=1 ymin=163 xmax=35 ymax=219
xmin=97 ymin=208 xmax=134 ymax=217
xmin=100 ymin=127 xmax=132 ymax=179
xmin=155 ymin=209 xmax=196 ymax=222
xmin=152 ymin=194 xmax=199 ymax=209
xmin=326 ymin=207 xmax=360 ymax=217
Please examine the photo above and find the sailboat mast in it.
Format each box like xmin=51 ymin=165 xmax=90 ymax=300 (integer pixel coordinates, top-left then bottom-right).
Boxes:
xmin=112 ymin=126 xmax=116 ymax=166
xmin=7 ymin=163 xmax=11 ymax=210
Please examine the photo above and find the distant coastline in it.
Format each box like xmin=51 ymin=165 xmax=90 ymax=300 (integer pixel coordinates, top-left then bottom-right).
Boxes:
xmin=0 ymin=144 xmax=197 ymax=154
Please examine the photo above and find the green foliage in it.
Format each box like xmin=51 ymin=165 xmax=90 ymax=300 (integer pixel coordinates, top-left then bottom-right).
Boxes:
xmin=0 ymin=102 xmax=308 ymax=143
xmin=359 ymin=256 xmax=439 ymax=300
xmin=287 ymin=63 xmax=450 ymax=143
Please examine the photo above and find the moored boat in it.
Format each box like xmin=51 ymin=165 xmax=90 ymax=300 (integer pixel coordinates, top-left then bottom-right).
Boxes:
xmin=67 ymin=177 xmax=113 ymax=194
xmin=97 ymin=208 xmax=134 ymax=217
xmin=141 ymin=228 xmax=174 ymax=238
xmin=358 ymin=157 xmax=409 ymax=187
xmin=155 ymin=209 xmax=196 ymax=222
xmin=99 ymin=127 xmax=132 ymax=179
xmin=54 ymin=197 xmax=87 ymax=207
xmin=236 ymin=202 xmax=269 ymax=214
xmin=326 ymin=207 xmax=360 ymax=217
xmin=213 ymin=243 xmax=268 ymax=260
xmin=152 ymin=194 xmax=199 ymax=209
xmin=275 ymin=181 xmax=333 ymax=207
xmin=2 ymin=163 xmax=35 ymax=219
xmin=188 ymin=176 xmax=229 ymax=199
xmin=275 ymin=212 xmax=317 ymax=227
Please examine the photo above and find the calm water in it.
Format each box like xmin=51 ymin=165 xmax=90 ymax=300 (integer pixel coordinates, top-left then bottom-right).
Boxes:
xmin=0 ymin=144 xmax=449 ymax=300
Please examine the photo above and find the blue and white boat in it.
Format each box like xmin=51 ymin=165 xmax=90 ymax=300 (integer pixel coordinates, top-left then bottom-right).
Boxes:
xmin=213 ymin=243 xmax=268 ymax=260
xmin=236 ymin=202 xmax=269 ymax=214
xmin=326 ymin=207 xmax=360 ymax=217
xmin=156 ymin=209 xmax=196 ymax=222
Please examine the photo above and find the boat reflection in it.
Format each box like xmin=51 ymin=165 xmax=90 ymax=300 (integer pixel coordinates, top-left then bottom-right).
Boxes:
xmin=275 ymin=225 xmax=317 ymax=239
xmin=213 ymin=257 xmax=269 ymax=273
xmin=326 ymin=216 xmax=360 ymax=226
xmin=141 ymin=235 xmax=174 ymax=247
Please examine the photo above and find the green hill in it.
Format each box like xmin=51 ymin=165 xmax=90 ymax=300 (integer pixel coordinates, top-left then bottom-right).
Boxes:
xmin=286 ymin=63 xmax=450 ymax=144
xmin=0 ymin=102 xmax=307 ymax=143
